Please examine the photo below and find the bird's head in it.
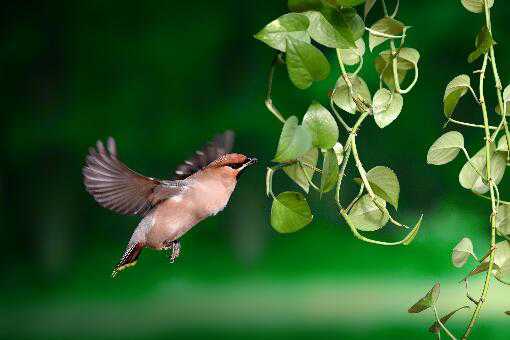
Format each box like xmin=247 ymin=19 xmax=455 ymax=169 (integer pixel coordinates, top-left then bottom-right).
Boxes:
xmin=207 ymin=153 xmax=257 ymax=179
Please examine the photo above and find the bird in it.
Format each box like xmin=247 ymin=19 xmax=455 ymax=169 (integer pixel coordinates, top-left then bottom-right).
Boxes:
xmin=82 ymin=131 xmax=257 ymax=277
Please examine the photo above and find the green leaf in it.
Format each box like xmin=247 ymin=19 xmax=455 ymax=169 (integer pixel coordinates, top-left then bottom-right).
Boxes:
xmin=497 ymin=136 xmax=509 ymax=152
xmin=271 ymin=191 xmax=313 ymax=233
xmin=348 ymin=194 xmax=389 ymax=231
xmin=428 ymin=306 xmax=469 ymax=334
xmin=332 ymin=74 xmax=371 ymax=114
xmin=320 ymin=149 xmax=339 ymax=194
xmin=427 ymin=131 xmax=464 ymax=165
xmin=368 ymin=17 xmax=405 ymax=51
xmin=372 ymin=89 xmax=404 ymax=128
xmin=336 ymin=0 xmax=366 ymax=6
xmin=452 ymin=237 xmax=475 ymax=268
xmin=302 ymin=102 xmax=339 ymax=149
xmin=468 ymin=26 xmax=494 ymax=63
xmin=303 ymin=10 xmax=355 ymax=48
xmin=365 ymin=166 xmax=400 ymax=210
xmin=283 ymin=148 xmax=319 ymax=193
xmin=254 ymin=13 xmax=310 ymax=52
xmin=337 ymin=38 xmax=365 ymax=65
xmin=397 ymin=48 xmax=420 ymax=66
xmin=443 ymin=74 xmax=470 ymax=118
xmin=274 ymin=116 xmax=313 ymax=162
xmin=402 ymin=215 xmax=423 ymax=246
xmin=333 ymin=142 xmax=344 ymax=165
xmin=461 ymin=0 xmax=494 ymax=14
xmin=374 ymin=52 xmax=409 ymax=90
xmin=334 ymin=8 xmax=365 ymax=41
xmin=286 ymin=37 xmax=331 ymax=89
xmin=459 ymin=143 xmax=506 ymax=194
xmin=496 ymin=205 xmax=510 ymax=236
xmin=470 ymin=241 xmax=510 ymax=281
xmin=408 ymin=282 xmax=440 ymax=314
xmin=496 ymin=84 xmax=510 ymax=115
xmin=288 ymin=0 xmax=323 ymax=12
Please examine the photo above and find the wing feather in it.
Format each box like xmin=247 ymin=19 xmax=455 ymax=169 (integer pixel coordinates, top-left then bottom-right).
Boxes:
xmin=83 ymin=137 xmax=183 ymax=216
xmin=174 ymin=130 xmax=235 ymax=180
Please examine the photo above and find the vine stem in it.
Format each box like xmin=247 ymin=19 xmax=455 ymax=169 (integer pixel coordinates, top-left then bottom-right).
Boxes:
xmin=461 ymin=15 xmax=497 ymax=336
xmin=265 ymin=53 xmax=286 ymax=124
xmin=433 ymin=305 xmax=457 ymax=340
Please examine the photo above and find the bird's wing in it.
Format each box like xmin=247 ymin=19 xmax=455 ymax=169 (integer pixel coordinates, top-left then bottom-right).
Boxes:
xmin=174 ymin=130 xmax=235 ymax=180
xmin=83 ymin=137 xmax=184 ymax=216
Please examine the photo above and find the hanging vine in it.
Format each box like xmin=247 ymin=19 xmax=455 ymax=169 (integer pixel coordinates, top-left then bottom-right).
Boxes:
xmin=411 ymin=0 xmax=510 ymax=338
xmin=256 ymin=0 xmax=422 ymax=246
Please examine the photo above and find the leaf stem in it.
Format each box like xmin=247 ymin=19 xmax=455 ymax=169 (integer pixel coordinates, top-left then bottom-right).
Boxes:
xmin=447 ymin=118 xmax=496 ymax=130
xmin=433 ymin=304 xmax=457 ymax=340
xmin=265 ymin=53 xmax=286 ymax=124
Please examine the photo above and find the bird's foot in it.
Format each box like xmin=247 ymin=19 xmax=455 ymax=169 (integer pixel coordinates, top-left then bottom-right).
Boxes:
xmin=164 ymin=240 xmax=181 ymax=263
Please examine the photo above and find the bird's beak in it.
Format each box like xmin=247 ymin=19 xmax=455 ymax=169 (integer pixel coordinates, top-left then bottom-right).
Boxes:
xmin=236 ymin=157 xmax=258 ymax=177
xmin=246 ymin=157 xmax=258 ymax=166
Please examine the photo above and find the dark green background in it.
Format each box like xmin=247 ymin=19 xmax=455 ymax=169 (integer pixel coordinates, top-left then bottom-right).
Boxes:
xmin=2 ymin=1 xmax=510 ymax=339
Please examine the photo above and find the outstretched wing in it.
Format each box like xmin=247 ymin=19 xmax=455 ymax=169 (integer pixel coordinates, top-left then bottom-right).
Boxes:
xmin=174 ymin=130 xmax=235 ymax=180
xmin=83 ymin=137 xmax=182 ymax=216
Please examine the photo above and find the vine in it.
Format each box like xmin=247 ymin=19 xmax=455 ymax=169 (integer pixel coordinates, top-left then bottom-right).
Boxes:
xmin=411 ymin=0 xmax=510 ymax=338
xmin=255 ymin=1 xmax=423 ymax=249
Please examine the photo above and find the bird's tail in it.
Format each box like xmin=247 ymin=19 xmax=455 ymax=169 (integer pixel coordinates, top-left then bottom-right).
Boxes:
xmin=112 ymin=243 xmax=143 ymax=278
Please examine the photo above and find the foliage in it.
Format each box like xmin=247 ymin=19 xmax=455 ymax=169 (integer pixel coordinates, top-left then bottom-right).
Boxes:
xmin=255 ymin=1 xmax=423 ymax=260
xmin=419 ymin=0 xmax=510 ymax=338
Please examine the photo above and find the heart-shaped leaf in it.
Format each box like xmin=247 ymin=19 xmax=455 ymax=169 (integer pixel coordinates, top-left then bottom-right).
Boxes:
xmin=303 ymin=10 xmax=355 ymax=48
xmin=365 ymin=166 xmax=400 ymax=210
xmin=337 ymin=38 xmax=365 ymax=65
xmin=286 ymin=37 xmax=331 ymax=89
xmin=469 ymin=241 xmax=510 ymax=282
xmin=459 ymin=143 xmax=506 ymax=194
xmin=274 ymin=116 xmax=313 ymax=162
xmin=348 ymin=194 xmax=389 ymax=231
xmin=408 ymin=282 xmax=440 ymax=313
xmin=427 ymin=131 xmax=464 ymax=165
xmin=302 ymin=102 xmax=339 ymax=149
xmin=497 ymin=205 xmax=510 ymax=236
xmin=374 ymin=51 xmax=410 ymax=90
xmin=271 ymin=191 xmax=313 ymax=233
xmin=443 ymin=74 xmax=470 ymax=118
xmin=320 ymin=148 xmax=339 ymax=194
xmin=372 ymin=89 xmax=404 ymax=128
xmin=452 ymin=237 xmax=475 ymax=268
xmin=461 ymin=0 xmax=494 ymax=14
xmin=468 ymin=26 xmax=494 ymax=64
xmin=283 ymin=148 xmax=318 ymax=193
xmin=368 ymin=17 xmax=405 ymax=51
xmin=254 ymin=13 xmax=310 ymax=52
xmin=332 ymin=74 xmax=371 ymax=114
xmin=496 ymin=84 xmax=510 ymax=115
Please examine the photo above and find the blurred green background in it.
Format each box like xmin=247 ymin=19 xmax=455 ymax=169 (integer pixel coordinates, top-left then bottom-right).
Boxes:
xmin=2 ymin=1 xmax=510 ymax=339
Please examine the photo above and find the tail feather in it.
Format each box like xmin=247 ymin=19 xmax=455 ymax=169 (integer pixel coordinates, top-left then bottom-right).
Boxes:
xmin=112 ymin=243 xmax=143 ymax=278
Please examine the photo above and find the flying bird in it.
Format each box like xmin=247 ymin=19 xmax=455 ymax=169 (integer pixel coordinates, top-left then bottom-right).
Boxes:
xmin=82 ymin=131 xmax=257 ymax=277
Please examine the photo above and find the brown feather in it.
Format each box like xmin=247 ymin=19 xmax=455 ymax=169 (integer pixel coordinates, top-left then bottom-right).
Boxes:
xmin=83 ymin=137 xmax=183 ymax=216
